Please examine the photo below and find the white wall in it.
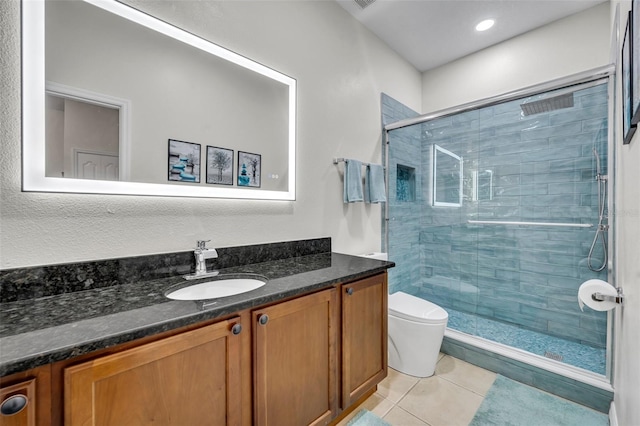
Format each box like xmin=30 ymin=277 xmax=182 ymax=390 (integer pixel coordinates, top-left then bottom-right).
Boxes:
xmin=0 ymin=0 xmax=422 ymax=268
xmin=421 ymin=3 xmax=611 ymax=113
xmin=611 ymin=2 xmax=640 ymax=425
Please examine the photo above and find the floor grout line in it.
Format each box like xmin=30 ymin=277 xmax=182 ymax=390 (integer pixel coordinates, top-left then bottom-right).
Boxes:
xmin=436 ymin=373 xmax=496 ymax=398
xmin=376 ymin=357 xmax=490 ymax=425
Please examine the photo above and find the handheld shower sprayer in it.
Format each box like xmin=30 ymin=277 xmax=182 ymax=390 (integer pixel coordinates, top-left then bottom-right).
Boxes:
xmin=587 ymin=148 xmax=608 ymax=272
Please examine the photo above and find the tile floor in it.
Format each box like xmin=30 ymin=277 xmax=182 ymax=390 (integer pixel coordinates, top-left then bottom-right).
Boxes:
xmin=336 ymin=353 xmax=503 ymax=425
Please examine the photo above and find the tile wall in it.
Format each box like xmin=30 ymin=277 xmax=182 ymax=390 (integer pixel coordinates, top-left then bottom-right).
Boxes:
xmin=381 ymin=93 xmax=421 ymax=295
xmin=383 ymin=83 xmax=609 ymax=348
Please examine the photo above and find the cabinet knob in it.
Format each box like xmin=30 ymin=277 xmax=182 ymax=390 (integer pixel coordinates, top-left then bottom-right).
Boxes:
xmin=231 ymin=323 xmax=242 ymax=335
xmin=346 ymin=287 xmax=354 ymax=295
xmin=1 ymin=394 xmax=28 ymax=416
xmin=258 ymin=314 xmax=269 ymax=325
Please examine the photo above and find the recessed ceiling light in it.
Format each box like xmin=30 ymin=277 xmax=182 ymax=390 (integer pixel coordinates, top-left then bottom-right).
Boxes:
xmin=475 ymin=19 xmax=495 ymax=32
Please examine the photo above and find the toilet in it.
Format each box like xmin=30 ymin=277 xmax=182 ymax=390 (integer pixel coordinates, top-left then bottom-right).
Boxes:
xmin=388 ymin=291 xmax=448 ymax=377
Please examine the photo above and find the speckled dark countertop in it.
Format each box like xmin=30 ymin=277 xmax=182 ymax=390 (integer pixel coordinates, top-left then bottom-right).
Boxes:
xmin=0 ymin=252 xmax=393 ymax=376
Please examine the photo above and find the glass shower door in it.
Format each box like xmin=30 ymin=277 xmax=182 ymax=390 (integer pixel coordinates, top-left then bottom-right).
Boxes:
xmin=385 ymin=79 xmax=610 ymax=375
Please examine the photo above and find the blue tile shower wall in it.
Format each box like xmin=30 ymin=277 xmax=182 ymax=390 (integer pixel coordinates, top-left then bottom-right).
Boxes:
xmin=385 ymin=84 xmax=609 ymax=349
xmin=381 ymin=93 xmax=421 ymax=295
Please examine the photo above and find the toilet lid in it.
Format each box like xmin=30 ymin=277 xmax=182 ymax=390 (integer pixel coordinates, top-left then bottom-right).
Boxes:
xmin=388 ymin=292 xmax=448 ymax=324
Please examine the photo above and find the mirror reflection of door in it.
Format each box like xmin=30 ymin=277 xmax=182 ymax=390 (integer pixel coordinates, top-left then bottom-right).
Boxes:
xmin=45 ymin=94 xmax=119 ymax=180
xmin=75 ymin=150 xmax=119 ymax=181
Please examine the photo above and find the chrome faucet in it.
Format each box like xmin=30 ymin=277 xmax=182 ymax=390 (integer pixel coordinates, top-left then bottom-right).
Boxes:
xmin=186 ymin=240 xmax=219 ymax=280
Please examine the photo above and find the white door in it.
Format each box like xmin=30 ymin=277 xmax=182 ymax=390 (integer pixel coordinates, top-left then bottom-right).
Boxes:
xmin=76 ymin=151 xmax=119 ymax=181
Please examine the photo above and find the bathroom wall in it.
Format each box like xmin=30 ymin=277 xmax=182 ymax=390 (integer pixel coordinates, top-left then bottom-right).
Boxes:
xmin=421 ymin=3 xmax=611 ymax=113
xmin=611 ymin=2 xmax=640 ymax=426
xmin=0 ymin=0 xmax=422 ymax=269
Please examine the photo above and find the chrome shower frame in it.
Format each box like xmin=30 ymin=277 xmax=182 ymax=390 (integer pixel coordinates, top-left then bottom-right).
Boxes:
xmin=382 ymin=65 xmax=616 ymax=386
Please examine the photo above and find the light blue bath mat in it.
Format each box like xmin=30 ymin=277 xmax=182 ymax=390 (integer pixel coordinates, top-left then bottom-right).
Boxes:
xmin=347 ymin=409 xmax=391 ymax=426
xmin=469 ymin=375 xmax=609 ymax=426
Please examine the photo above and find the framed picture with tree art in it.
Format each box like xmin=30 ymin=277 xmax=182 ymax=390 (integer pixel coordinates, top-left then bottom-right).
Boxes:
xmin=237 ymin=151 xmax=261 ymax=188
xmin=206 ymin=146 xmax=234 ymax=185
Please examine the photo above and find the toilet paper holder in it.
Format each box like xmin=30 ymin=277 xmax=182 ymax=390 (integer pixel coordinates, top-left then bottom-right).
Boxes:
xmin=592 ymin=287 xmax=625 ymax=305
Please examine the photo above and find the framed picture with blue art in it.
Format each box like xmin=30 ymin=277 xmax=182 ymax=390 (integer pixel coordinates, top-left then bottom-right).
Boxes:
xmin=168 ymin=139 xmax=201 ymax=182
xmin=622 ymin=11 xmax=637 ymax=145
xmin=237 ymin=151 xmax=261 ymax=187
xmin=632 ymin=0 xmax=640 ymax=126
xmin=206 ymin=146 xmax=234 ymax=185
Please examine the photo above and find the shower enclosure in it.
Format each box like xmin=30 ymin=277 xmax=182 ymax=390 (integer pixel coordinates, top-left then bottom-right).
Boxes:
xmin=382 ymin=69 xmax=613 ymax=383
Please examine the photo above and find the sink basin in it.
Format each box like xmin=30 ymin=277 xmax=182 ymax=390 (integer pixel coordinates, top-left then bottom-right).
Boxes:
xmin=165 ymin=275 xmax=267 ymax=301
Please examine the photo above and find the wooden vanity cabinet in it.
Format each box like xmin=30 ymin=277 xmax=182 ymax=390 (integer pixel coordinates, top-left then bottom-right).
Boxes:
xmin=0 ymin=380 xmax=36 ymax=426
xmin=4 ymin=272 xmax=388 ymax=425
xmin=252 ymin=273 xmax=388 ymax=424
xmin=63 ymin=316 xmax=245 ymax=426
xmin=341 ymin=273 xmax=388 ymax=408
xmin=0 ymin=365 xmax=51 ymax=426
xmin=253 ymin=288 xmax=339 ymax=426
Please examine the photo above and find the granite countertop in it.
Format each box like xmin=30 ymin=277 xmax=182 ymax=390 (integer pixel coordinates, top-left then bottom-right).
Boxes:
xmin=0 ymin=252 xmax=393 ymax=377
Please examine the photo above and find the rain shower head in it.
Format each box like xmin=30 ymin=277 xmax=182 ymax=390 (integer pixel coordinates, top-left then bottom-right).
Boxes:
xmin=520 ymin=92 xmax=574 ymax=116
xmin=354 ymin=0 xmax=376 ymax=9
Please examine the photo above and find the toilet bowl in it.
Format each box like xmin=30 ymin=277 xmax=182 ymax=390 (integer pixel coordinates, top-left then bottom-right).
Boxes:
xmin=388 ymin=291 xmax=448 ymax=377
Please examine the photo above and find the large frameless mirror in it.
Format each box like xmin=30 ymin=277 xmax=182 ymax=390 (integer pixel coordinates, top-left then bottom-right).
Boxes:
xmin=23 ymin=0 xmax=296 ymax=200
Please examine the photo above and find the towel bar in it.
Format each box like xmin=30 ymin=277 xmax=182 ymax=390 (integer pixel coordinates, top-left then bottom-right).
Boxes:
xmin=467 ymin=220 xmax=593 ymax=228
xmin=333 ymin=158 xmax=385 ymax=169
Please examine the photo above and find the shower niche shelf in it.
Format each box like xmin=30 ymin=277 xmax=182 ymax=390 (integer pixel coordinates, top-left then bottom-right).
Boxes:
xmin=396 ymin=164 xmax=415 ymax=202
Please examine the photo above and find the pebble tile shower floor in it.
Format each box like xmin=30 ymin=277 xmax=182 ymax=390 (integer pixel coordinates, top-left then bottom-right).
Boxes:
xmin=446 ymin=309 xmax=606 ymax=375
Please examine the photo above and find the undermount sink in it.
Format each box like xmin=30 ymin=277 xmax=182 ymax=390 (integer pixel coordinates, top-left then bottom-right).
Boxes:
xmin=165 ymin=275 xmax=267 ymax=301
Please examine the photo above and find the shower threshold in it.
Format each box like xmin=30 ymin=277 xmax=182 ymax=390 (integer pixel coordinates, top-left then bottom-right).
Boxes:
xmin=446 ymin=308 xmax=606 ymax=375
xmin=442 ymin=326 xmax=613 ymax=412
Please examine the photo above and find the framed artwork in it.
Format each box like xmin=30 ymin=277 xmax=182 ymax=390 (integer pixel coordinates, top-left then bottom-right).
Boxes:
xmin=237 ymin=151 xmax=261 ymax=188
xmin=168 ymin=139 xmax=201 ymax=182
xmin=632 ymin=0 xmax=640 ymax=125
xmin=622 ymin=12 xmax=637 ymax=145
xmin=206 ymin=146 xmax=234 ymax=185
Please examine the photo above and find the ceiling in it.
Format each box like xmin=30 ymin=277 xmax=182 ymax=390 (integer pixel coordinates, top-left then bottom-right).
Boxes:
xmin=336 ymin=0 xmax=607 ymax=72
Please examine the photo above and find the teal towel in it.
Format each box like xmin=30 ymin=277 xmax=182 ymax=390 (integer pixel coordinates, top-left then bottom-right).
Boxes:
xmin=364 ymin=164 xmax=386 ymax=203
xmin=343 ymin=159 xmax=364 ymax=203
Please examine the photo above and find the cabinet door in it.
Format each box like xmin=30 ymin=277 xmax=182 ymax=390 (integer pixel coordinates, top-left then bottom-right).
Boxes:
xmin=342 ymin=273 xmax=388 ymax=407
xmin=0 ymin=379 xmax=36 ymax=426
xmin=64 ymin=317 xmax=244 ymax=426
xmin=253 ymin=289 xmax=338 ymax=426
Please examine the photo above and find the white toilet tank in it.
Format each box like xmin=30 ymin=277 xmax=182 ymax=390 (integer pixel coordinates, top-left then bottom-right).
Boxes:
xmin=388 ymin=292 xmax=448 ymax=377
